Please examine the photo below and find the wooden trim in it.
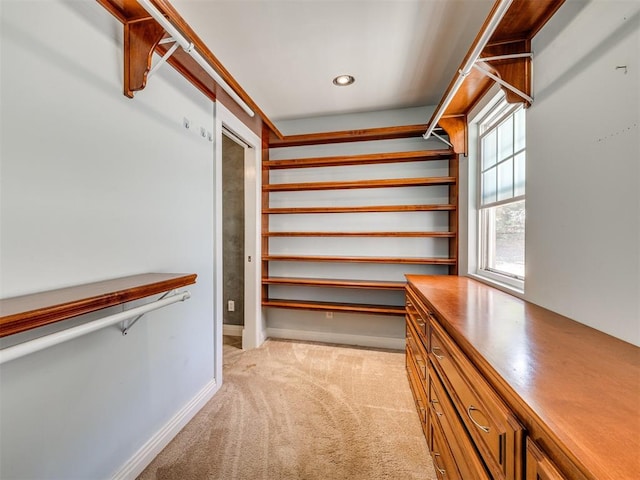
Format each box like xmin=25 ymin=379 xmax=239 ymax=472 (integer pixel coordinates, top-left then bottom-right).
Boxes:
xmin=261 ymin=124 xmax=271 ymax=303
xmin=96 ymin=0 xmax=281 ymax=139
xmin=264 ymin=177 xmax=456 ymax=192
xmin=148 ymin=1 xmax=272 ymax=132
xmin=262 ymin=299 xmax=405 ymax=316
xmin=264 ymin=204 xmax=456 ymax=214
xmin=424 ymin=0 xmax=566 ymax=148
xmin=263 ymin=255 xmax=456 ymax=265
xmin=262 ymin=277 xmax=406 ymax=290
xmin=263 ymin=150 xmax=454 ymax=169
xmin=268 ymin=124 xmax=428 ymax=148
xmin=0 ymin=273 xmax=197 ymax=338
xmin=146 ymin=0 xmax=282 ymax=137
xmin=448 ymin=156 xmax=459 ymax=275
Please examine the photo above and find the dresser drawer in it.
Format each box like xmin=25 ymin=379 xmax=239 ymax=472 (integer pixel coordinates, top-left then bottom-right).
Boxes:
xmin=526 ymin=438 xmax=567 ymax=480
xmin=406 ymin=345 xmax=428 ymax=432
xmin=406 ymin=286 xmax=430 ymax=348
xmin=429 ymin=409 xmax=462 ymax=480
xmin=429 ymin=319 xmax=524 ymax=480
xmin=406 ymin=318 xmax=428 ymax=383
xmin=429 ymin=369 xmax=491 ymax=480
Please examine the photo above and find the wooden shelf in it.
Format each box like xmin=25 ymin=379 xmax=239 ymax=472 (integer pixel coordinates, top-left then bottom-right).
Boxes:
xmin=262 ymin=299 xmax=406 ymax=316
xmin=263 ymin=231 xmax=456 ymax=238
xmin=264 ymin=150 xmax=455 ymax=169
xmin=264 ymin=204 xmax=456 ymax=214
xmin=262 ymin=142 xmax=459 ymax=317
xmin=424 ymin=1 xmax=565 ymax=154
xmin=267 ymin=124 xmax=429 ymax=148
xmin=263 ymin=277 xmax=405 ymax=290
xmin=264 ymin=176 xmax=456 ymax=192
xmin=0 ymin=273 xmax=197 ymax=338
xmin=263 ymin=255 xmax=456 ymax=265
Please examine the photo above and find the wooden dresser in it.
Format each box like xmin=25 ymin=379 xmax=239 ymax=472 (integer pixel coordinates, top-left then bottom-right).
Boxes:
xmin=405 ymin=275 xmax=640 ymax=480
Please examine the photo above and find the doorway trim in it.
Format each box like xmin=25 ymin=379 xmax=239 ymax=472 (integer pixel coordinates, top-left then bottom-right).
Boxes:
xmin=214 ymin=102 xmax=264 ymax=379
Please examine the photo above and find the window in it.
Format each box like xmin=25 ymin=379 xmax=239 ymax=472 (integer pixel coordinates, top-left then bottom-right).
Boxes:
xmin=477 ymin=100 xmax=525 ymax=287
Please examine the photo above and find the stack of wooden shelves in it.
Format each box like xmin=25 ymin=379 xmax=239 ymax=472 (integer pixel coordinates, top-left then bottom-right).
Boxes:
xmin=262 ymin=142 xmax=459 ymax=316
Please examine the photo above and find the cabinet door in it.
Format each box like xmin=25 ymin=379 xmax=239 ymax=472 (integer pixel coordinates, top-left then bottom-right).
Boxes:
xmin=526 ymin=438 xmax=567 ymax=480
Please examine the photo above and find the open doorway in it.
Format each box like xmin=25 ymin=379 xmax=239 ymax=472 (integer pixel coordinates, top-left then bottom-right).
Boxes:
xmin=213 ymin=101 xmax=264 ymax=383
xmin=222 ymin=133 xmax=246 ymax=335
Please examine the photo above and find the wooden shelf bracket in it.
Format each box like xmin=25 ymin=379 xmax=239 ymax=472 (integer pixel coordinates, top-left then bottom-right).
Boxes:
xmin=438 ymin=115 xmax=467 ymax=156
xmin=124 ymin=18 xmax=166 ymax=98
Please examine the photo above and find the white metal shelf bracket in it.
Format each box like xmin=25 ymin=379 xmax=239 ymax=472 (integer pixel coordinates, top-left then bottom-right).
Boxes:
xmin=148 ymin=39 xmax=181 ymax=79
xmin=431 ymin=131 xmax=453 ymax=148
xmin=121 ymin=290 xmax=173 ymax=335
xmin=472 ymin=59 xmax=534 ymax=104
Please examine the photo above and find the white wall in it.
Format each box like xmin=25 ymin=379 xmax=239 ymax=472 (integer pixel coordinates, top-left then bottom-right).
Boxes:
xmin=0 ymin=1 xmax=218 ymax=478
xmin=526 ymin=1 xmax=639 ymax=345
xmin=267 ymin=107 xmax=447 ymax=349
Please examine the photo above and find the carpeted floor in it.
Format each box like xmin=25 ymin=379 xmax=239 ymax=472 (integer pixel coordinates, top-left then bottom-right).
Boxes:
xmin=138 ymin=337 xmax=436 ymax=480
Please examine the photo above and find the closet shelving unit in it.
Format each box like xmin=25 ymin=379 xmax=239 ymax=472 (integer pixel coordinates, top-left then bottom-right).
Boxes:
xmin=262 ymin=146 xmax=459 ymax=316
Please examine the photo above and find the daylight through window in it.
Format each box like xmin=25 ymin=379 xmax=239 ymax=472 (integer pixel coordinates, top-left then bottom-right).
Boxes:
xmin=478 ymin=101 xmax=525 ymax=284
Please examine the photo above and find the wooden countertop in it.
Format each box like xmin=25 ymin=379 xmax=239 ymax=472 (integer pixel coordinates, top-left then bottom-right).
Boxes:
xmin=406 ymin=275 xmax=640 ymax=480
xmin=0 ymin=273 xmax=197 ymax=337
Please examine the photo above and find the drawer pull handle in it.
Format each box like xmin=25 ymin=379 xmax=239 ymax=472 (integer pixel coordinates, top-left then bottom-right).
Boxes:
xmin=431 ymin=347 xmax=444 ymax=360
xmin=433 ymin=453 xmax=446 ymax=476
xmin=467 ymin=405 xmax=490 ymax=433
xmin=429 ymin=399 xmax=443 ymax=416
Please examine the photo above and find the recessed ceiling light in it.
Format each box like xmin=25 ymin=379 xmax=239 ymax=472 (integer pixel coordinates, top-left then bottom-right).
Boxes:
xmin=333 ymin=74 xmax=355 ymax=86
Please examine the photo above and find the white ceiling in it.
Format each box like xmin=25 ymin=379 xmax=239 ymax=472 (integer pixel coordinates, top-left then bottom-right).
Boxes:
xmin=171 ymin=0 xmax=495 ymax=122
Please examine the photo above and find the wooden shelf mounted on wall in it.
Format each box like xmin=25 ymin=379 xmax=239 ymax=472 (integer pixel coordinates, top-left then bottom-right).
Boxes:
xmin=0 ymin=273 xmax=197 ymax=338
xmin=262 ymin=144 xmax=459 ymax=316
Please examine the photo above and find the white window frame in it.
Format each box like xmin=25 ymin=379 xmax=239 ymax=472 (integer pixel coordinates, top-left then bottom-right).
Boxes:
xmin=466 ymin=92 xmax=525 ymax=294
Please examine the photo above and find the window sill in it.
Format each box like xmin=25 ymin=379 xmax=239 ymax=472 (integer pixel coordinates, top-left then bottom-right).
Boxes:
xmin=467 ymin=272 xmax=524 ymax=299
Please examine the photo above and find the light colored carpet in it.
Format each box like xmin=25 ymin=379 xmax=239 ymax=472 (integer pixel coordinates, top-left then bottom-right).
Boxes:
xmin=138 ymin=337 xmax=436 ymax=480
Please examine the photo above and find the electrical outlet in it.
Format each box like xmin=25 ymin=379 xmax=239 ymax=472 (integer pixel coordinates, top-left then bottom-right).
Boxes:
xmin=227 ymin=300 xmax=235 ymax=312
xmin=325 ymin=312 xmax=333 ymax=319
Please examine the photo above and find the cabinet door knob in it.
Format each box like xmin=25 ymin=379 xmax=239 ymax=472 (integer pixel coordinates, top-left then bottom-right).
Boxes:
xmin=467 ymin=405 xmax=491 ymax=433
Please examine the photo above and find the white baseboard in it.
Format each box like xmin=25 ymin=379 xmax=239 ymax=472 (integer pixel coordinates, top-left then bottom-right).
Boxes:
xmin=112 ymin=378 xmax=220 ymax=480
xmin=223 ymin=324 xmax=243 ymax=337
xmin=266 ymin=327 xmax=406 ymax=351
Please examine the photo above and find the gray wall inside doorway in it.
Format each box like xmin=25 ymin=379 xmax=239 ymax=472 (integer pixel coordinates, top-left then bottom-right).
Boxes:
xmin=222 ymin=135 xmax=245 ymax=326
